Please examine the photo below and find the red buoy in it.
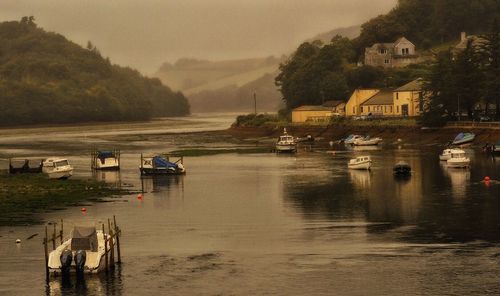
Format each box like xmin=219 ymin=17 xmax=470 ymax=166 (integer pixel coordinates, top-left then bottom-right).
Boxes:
xmin=137 ymin=194 xmax=143 ymax=200
xmin=81 ymin=207 xmax=87 ymax=212
xmin=485 ymin=176 xmax=491 ymax=182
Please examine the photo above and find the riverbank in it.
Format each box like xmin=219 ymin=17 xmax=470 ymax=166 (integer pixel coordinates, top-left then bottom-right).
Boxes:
xmin=227 ymin=124 xmax=500 ymax=145
xmin=0 ymin=172 xmax=130 ymax=226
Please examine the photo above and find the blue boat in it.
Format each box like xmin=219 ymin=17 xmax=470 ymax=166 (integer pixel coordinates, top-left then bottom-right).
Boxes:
xmin=452 ymin=132 xmax=475 ymax=145
xmin=140 ymin=154 xmax=186 ymax=175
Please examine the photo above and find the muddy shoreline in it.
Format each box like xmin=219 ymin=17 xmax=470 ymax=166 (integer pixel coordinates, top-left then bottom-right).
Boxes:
xmin=226 ymin=125 xmax=500 ymax=145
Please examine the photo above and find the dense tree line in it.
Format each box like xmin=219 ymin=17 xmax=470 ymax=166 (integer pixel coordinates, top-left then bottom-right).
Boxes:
xmin=422 ymin=22 xmax=500 ymax=125
xmin=0 ymin=18 xmax=189 ymax=126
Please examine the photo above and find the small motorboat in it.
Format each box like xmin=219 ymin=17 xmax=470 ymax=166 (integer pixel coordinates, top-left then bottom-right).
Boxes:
xmin=48 ymin=226 xmax=109 ymax=274
xmin=343 ymin=134 xmax=364 ymax=145
xmin=91 ymin=150 xmax=120 ymax=170
xmin=452 ymin=132 xmax=475 ymax=146
xmin=296 ymin=134 xmax=315 ymax=143
xmin=439 ymin=149 xmax=453 ymax=161
xmin=393 ymin=161 xmax=411 ymax=176
xmin=492 ymin=141 xmax=500 ymax=156
xmin=140 ymin=154 xmax=186 ymax=175
xmin=9 ymin=158 xmax=43 ymax=174
xmin=447 ymin=149 xmax=470 ymax=168
xmin=42 ymin=158 xmax=74 ymax=179
xmin=276 ymin=128 xmax=297 ymax=153
xmin=348 ymin=156 xmax=372 ymax=170
xmin=353 ymin=136 xmax=382 ymax=146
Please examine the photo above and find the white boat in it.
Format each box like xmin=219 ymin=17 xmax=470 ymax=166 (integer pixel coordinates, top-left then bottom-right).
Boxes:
xmin=439 ymin=149 xmax=453 ymax=161
xmin=48 ymin=226 xmax=109 ymax=274
xmin=447 ymin=149 xmax=470 ymax=168
xmin=348 ymin=156 xmax=372 ymax=170
xmin=91 ymin=150 xmax=120 ymax=170
xmin=276 ymin=128 xmax=297 ymax=153
xmin=42 ymin=158 xmax=74 ymax=179
xmin=344 ymin=134 xmax=364 ymax=145
xmin=353 ymin=136 xmax=382 ymax=146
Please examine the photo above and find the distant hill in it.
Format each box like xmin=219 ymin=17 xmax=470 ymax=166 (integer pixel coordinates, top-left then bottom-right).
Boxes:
xmin=306 ymin=25 xmax=361 ymax=44
xmin=0 ymin=18 xmax=189 ymax=126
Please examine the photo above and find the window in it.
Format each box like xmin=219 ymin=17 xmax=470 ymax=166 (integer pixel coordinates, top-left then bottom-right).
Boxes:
xmin=368 ymin=106 xmax=371 ymax=112
xmin=353 ymin=107 xmax=356 ymax=113
xmin=396 ymin=93 xmax=399 ymax=100
xmin=360 ymin=106 xmax=364 ymax=112
xmin=384 ymin=59 xmax=390 ymax=64
xmin=401 ymin=48 xmax=409 ymax=55
xmin=397 ymin=106 xmax=399 ymax=113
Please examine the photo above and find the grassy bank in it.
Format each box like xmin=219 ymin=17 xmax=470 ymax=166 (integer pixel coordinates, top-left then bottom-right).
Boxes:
xmin=0 ymin=172 xmax=129 ymax=226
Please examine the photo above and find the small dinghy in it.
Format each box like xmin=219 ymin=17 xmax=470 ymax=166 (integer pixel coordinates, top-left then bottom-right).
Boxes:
xmin=140 ymin=154 xmax=186 ymax=175
xmin=276 ymin=128 xmax=297 ymax=153
xmin=447 ymin=149 xmax=470 ymax=168
xmin=48 ymin=226 xmax=108 ymax=274
xmin=439 ymin=149 xmax=453 ymax=161
xmin=452 ymin=132 xmax=475 ymax=146
xmin=348 ymin=156 xmax=372 ymax=170
xmin=42 ymin=158 xmax=74 ymax=179
xmin=353 ymin=136 xmax=382 ymax=146
xmin=393 ymin=161 xmax=411 ymax=176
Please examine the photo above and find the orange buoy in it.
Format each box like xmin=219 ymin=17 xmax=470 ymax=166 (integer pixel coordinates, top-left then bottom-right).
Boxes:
xmin=137 ymin=194 xmax=143 ymax=200
xmin=485 ymin=176 xmax=491 ymax=182
xmin=81 ymin=207 xmax=87 ymax=212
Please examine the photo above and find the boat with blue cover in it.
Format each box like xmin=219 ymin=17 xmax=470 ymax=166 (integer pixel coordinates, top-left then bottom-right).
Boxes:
xmin=140 ymin=154 xmax=186 ymax=175
xmin=452 ymin=132 xmax=475 ymax=146
xmin=91 ymin=149 xmax=120 ymax=170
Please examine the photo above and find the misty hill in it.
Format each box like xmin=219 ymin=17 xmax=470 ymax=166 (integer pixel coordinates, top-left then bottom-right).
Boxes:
xmin=306 ymin=25 xmax=361 ymax=44
xmin=0 ymin=18 xmax=189 ymax=126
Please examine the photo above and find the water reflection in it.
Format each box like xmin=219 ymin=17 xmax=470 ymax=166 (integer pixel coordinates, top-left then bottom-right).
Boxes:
xmin=46 ymin=266 xmax=123 ymax=296
xmin=140 ymin=175 xmax=184 ymax=193
xmin=92 ymin=170 xmax=122 ymax=188
xmin=440 ymin=162 xmax=471 ymax=199
xmin=348 ymin=170 xmax=371 ymax=189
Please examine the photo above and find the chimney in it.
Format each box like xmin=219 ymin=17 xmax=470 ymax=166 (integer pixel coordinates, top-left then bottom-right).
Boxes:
xmin=461 ymin=32 xmax=467 ymax=42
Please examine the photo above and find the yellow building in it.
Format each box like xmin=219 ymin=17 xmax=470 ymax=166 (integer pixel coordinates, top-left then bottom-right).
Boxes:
xmin=360 ymin=89 xmax=394 ymax=116
xmin=393 ymin=78 xmax=424 ymax=116
xmin=345 ymin=89 xmax=380 ymax=116
xmin=291 ymin=106 xmax=333 ymax=123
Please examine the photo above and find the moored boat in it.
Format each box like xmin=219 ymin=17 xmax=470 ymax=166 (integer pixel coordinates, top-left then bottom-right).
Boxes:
xmin=140 ymin=154 xmax=186 ymax=175
xmin=42 ymin=158 xmax=74 ymax=179
xmin=452 ymin=132 xmax=475 ymax=146
xmin=348 ymin=156 xmax=372 ymax=170
xmin=353 ymin=136 xmax=382 ymax=146
xmin=91 ymin=150 xmax=120 ymax=170
xmin=493 ymin=141 xmax=500 ymax=156
xmin=439 ymin=149 xmax=453 ymax=161
xmin=393 ymin=161 xmax=411 ymax=176
xmin=447 ymin=149 xmax=470 ymax=168
xmin=343 ymin=134 xmax=364 ymax=145
xmin=276 ymin=128 xmax=297 ymax=153
xmin=48 ymin=226 xmax=108 ymax=275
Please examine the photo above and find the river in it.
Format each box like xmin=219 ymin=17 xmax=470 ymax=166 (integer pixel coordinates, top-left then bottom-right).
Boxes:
xmin=0 ymin=114 xmax=499 ymax=295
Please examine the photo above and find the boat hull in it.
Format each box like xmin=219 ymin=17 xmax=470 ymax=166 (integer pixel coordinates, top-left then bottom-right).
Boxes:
xmin=94 ymin=158 xmax=120 ymax=170
xmin=348 ymin=161 xmax=371 ymax=170
xmin=275 ymin=144 xmax=296 ymax=153
xmin=140 ymin=168 xmax=186 ymax=175
xmin=447 ymin=159 xmax=470 ymax=168
xmin=48 ymin=169 xmax=73 ymax=179
xmin=353 ymin=138 xmax=382 ymax=146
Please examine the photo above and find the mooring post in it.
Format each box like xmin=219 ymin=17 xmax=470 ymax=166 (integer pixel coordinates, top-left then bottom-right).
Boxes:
xmin=108 ymin=218 xmax=115 ymax=267
xmin=52 ymin=223 xmax=56 ymax=250
xmin=103 ymin=223 xmax=108 ymax=272
xmin=44 ymin=226 xmax=49 ymax=281
xmin=113 ymin=215 xmax=121 ymax=263
xmin=60 ymin=219 xmax=63 ymax=245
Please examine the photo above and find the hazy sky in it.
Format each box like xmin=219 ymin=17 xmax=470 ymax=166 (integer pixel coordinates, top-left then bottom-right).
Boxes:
xmin=1 ymin=0 xmax=396 ymax=74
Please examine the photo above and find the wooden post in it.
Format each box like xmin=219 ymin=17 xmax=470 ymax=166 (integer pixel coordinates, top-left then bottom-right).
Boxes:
xmin=114 ymin=215 xmax=121 ymax=263
xmin=108 ymin=219 xmax=114 ymax=267
xmin=44 ymin=227 xmax=49 ymax=281
xmin=59 ymin=219 xmax=63 ymax=245
xmin=52 ymin=223 xmax=56 ymax=250
xmin=103 ymin=223 xmax=108 ymax=272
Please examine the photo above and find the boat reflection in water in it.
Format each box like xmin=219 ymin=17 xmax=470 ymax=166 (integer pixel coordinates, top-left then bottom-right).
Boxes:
xmin=47 ymin=265 xmax=123 ymax=296
xmin=349 ymin=169 xmax=371 ymax=189
xmin=440 ymin=162 xmax=471 ymax=199
xmin=140 ymin=175 xmax=184 ymax=193
xmin=92 ymin=170 xmax=122 ymax=188
xmin=351 ymin=145 xmax=381 ymax=152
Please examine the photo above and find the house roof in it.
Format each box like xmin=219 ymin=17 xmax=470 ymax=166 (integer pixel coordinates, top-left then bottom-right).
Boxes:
xmin=293 ymin=105 xmax=332 ymax=112
xmin=361 ymin=89 xmax=394 ymax=106
xmin=395 ymin=78 xmax=424 ymax=92
xmin=394 ymin=37 xmax=415 ymax=47
xmin=322 ymin=100 xmax=345 ymax=108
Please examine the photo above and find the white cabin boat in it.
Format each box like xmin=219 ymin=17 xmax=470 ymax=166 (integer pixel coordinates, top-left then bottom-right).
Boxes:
xmin=348 ymin=156 xmax=372 ymax=170
xmin=439 ymin=149 xmax=453 ymax=161
xmin=344 ymin=134 xmax=364 ymax=145
xmin=353 ymin=137 xmax=382 ymax=146
xmin=48 ymin=227 xmax=109 ymax=274
xmin=276 ymin=129 xmax=297 ymax=153
xmin=42 ymin=158 xmax=74 ymax=179
xmin=447 ymin=149 xmax=470 ymax=168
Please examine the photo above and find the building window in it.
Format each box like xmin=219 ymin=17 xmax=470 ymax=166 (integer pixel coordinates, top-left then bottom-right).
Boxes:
xmin=360 ymin=106 xmax=364 ymax=113
xmin=396 ymin=93 xmax=399 ymax=100
xmin=402 ymin=48 xmax=409 ymax=55
xmin=397 ymin=106 xmax=399 ymax=113
xmin=353 ymin=107 xmax=356 ymax=113
xmin=384 ymin=59 xmax=390 ymax=64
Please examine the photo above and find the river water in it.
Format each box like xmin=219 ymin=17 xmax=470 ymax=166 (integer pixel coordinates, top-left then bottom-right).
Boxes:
xmin=0 ymin=114 xmax=499 ymax=295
